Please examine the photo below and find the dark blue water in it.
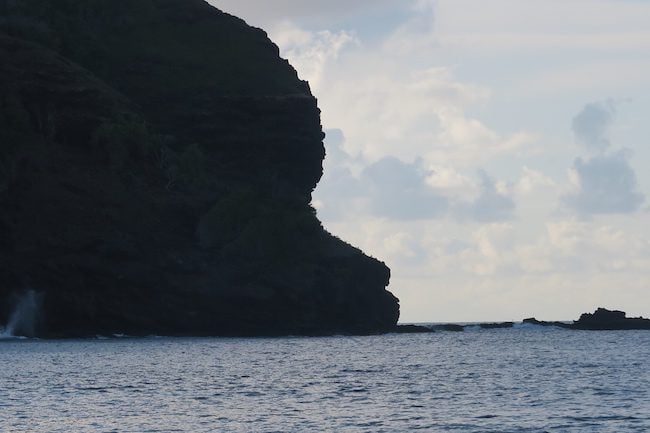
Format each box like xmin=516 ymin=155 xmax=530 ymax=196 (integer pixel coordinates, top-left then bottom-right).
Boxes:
xmin=1 ymin=325 xmax=649 ymax=432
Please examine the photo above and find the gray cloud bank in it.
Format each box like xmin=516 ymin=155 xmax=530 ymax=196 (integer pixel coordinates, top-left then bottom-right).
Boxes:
xmin=314 ymin=130 xmax=515 ymax=223
xmin=362 ymin=156 xmax=449 ymax=220
xmin=571 ymin=100 xmax=616 ymax=152
xmin=565 ymin=100 xmax=645 ymax=215
xmin=564 ymin=151 xmax=645 ymax=215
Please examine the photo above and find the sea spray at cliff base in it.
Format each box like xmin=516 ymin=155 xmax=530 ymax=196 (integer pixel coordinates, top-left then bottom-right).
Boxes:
xmin=0 ymin=290 xmax=41 ymax=338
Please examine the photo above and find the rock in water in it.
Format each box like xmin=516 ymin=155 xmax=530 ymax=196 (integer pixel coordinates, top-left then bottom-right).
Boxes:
xmin=522 ymin=318 xmax=571 ymax=328
xmin=573 ymin=308 xmax=650 ymax=330
xmin=523 ymin=308 xmax=650 ymax=330
xmin=0 ymin=0 xmax=399 ymax=337
xmin=393 ymin=324 xmax=434 ymax=334
xmin=479 ymin=322 xmax=514 ymax=329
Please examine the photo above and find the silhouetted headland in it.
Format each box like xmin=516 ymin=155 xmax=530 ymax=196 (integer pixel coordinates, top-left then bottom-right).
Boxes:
xmin=0 ymin=0 xmax=399 ymax=338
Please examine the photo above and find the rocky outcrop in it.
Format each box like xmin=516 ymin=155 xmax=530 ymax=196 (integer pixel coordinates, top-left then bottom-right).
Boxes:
xmin=573 ymin=308 xmax=650 ymax=330
xmin=430 ymin=324 xmax=465 ymax=332
xmin=479 ymin=322 xmax=514 ymax=329
xmin=393 ymin=324 xmax=435 ymax=334
xmin=522 ymin=318 xmax=571 ymax=328
xmin=0 ymin=1 xmax=399 ymax=337
xmin=524 ymin=308 xmax=650 ymax=330
xmin=427 ymin=322 xmax=513 ymax=331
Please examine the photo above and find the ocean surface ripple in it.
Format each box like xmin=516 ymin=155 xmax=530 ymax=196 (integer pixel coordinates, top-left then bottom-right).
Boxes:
xmin=1 ymin=326 xmax=649 ymax=432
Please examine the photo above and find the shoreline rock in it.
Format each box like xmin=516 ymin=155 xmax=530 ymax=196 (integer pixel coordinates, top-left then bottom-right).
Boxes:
xmin=522 ymin=318 xmax=572 ymax=328
xmin=524 ymin=308 xmax=650 ymax=331
xmin=393 ymin=324 xmax=435 ymax=334
xmin=479 ymin=322 xmax=514 ymax=329
xmin=430 ymin=324 xmax=465 ymax=332
xmin=573 ymin=308 xmax=650 ymax=330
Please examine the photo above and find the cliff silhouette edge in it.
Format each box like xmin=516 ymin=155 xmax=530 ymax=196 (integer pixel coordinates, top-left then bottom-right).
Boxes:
xmin=0 ymin=0 xmax=399 ymax=337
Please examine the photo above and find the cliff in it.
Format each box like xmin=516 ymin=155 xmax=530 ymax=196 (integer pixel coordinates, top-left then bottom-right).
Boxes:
xmin=0 ymin=0 xmax=399 ymax=337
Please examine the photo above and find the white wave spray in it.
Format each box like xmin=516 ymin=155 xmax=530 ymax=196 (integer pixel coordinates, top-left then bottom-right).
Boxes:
xmin=2 ymin=290 xmax=42 ymax=338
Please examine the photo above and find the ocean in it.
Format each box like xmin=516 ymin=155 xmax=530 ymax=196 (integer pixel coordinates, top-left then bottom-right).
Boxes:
xmin=1 ymin=325 xmax=649 ymax=432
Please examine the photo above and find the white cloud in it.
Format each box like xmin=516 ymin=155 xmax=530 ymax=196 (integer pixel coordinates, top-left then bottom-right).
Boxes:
xmin=322 ymin=66 xmax=493 ymax=163
xmin=468 ymin=223 xmax=516 ymax=275
xmin=544 ymin=218 xmax=650 ymax=272
xmin=515 ymin=167 xmax=556 ymax=196
xmin=381 ymin=232 xmax=428 ymax=265
xmin=270 ymin=22 xmax=357 ymax=92
xmin=325 ymin=212 xmax=650 ymax=321
xmin=453 ymin=170 xmax=516 ymax=223
xmin=267 ymin=15 xmax=536 ymax=167
xmin=425 ymin=165 xmax=476 ymax=200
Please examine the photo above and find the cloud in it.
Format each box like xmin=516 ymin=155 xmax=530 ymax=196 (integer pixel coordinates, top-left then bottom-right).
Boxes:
xmin=454 ymin=170 xmax=516 ymax=222
xmin=320 ymin=59 xmax=533 ymax=166
xmin=563 ymin=151 xmax=645 ymax=215
xmin=564 ymin=100 xmax=645 ymax=216
xmin=312 ymin=130 xmax=364 ymax=221
xmin=541 ymin=218 xmax=650 ymax=273
xmin=314 ymin=131 xmax=458 ymax=222
xmin=361 ymin=156 xmax=449 ymax=220
xmin=320 ymin=129 xmax=349 ymax=168
xmin=381 ymin=231 xmax=429 ymax=265
xmin=515 ymin=166 xmax=556 ymax=196
xmin=211 ymin=0 xmax=408 ymax=23
xmin=209 ymin=0 xmax=416 ymax=39
xmin=314 ymin=131 xmax=451 ymax=221
xmin=571 ymin=100 xmax=616 ymax=152
xmin=271 ymin=23 xmax=357 ymax=92
xmin=321 ymin=65 xmax=490 ymax=163
xmin=315 ymin=133 xmax=516 ymax=223
xmin=433 ymin=0 xmax=650 ymax=45
xmin=425 ymin=165 xmax=476 ymax=201
xmin=315 ymin=131 xmax=519 ymax=223
xmin=264 ymin=14 xmax=535 ymax=166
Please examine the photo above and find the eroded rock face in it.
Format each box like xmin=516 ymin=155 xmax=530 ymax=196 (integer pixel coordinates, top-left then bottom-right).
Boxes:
xmin=0 ymin=1 xmax=399 ymax=337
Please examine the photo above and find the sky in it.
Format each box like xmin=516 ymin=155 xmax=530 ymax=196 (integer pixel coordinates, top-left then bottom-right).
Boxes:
xmin=210 ymin=0 xmax=650 ymax=322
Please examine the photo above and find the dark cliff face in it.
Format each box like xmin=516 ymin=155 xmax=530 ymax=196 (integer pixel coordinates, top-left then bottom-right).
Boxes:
xmin=0 ymin=0 xmax=399 ymax=337
xmin=0 ymin=0 xmax=322 ymax=197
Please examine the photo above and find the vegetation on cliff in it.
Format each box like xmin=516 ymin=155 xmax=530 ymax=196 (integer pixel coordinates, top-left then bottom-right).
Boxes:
xmin=0 ymin=0 xmax=399 ymax=337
